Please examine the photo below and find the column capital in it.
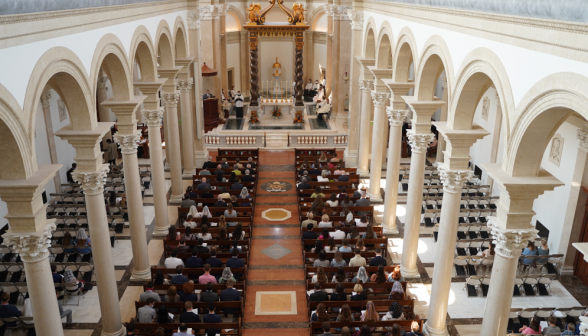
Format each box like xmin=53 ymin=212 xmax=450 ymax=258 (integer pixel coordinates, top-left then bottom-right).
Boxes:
xmin=439 ymin=73 xmax=447 ymax=89
xmin=141 ymin=109 xmax=164 ymax=127
xmin=438 ymin=165 xmax=473 ymax=193
xmin=349 ymin=9 xmax=364 ymax=30
xmin=199 ymin=5 xmax=217 ymax=20
xmin=40 ymin=91 xmax=51 ymax=108
xmin=358 ymin=78 xmax=373 ymax=92
xmin=2 ymin=221 xmax=56 ymax=262
xmin=55 ymin=124 xmax=113 ymax=172
xmin=435 ymin=122 xmax=490 ymax=171
xmin=371 ymin=91 xmax=390 ymax=107
xmin=101 ymin=96 xmax=145 ymax=134
xmin=403 ymin=96 xmax=446 ymax=134
xmin=71 ymin=165 xmax=110 ymax=196
xmin=332 ymin=5 xmax=352 ymax=20
xmin=113 ymin=133 xmax=140 ymax=154
xmin=488 ymin=217 xmax=538 ymax=258
xmin=216 ymin=4 xmax=227 ymax=17
xmin=187 ymin=9 xmax=201 ymax=29
xmin=386 ymin=108 xmax=408 ymax=127
xmin=162 ymin=91 xmax=181 ymax=107
xmin=578 ymin=129 xmax=588 ymax=152
xmin=407 ymin=131 xmax=435 ymax=154
xmin=176 ymin=78 xmax=194 ymax=92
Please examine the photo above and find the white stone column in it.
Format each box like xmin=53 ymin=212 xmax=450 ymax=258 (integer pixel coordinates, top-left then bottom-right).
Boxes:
xmin=344 ymin=10 xmax=364 ymax=167
xmin=162 ymin=91 xmax=184 ymax=203
xmin=113 ymin=133 xmax=150 ymax=279
xmin=382 ymin=109 xmax=408 ymax=234
xmin=3 ymin=223 xmax=64 ymax=336
xmin=97 ymin=71 xmax=112 ymax=147
xmin=72 ymin=167 xmax=125 ymax=336
xmin=325 ymin=2 xmax=333 ymax=97
xmin=177 ymin=78 xmax=196 ymax=177
xmin=424 ymin=168 xmax=472 ymax=336
xmin=40 ymin=92 xmax=62 ymax=192
xmin=142 ymin=109 xmax=169 ymax=236
xmin=435 ymin=74 xmax=448 ymax=164
xmin=357 ymin=78 xmax=373 ymax=176
xmin=368 ymin=91 xmax=390 ymax=202
xmin=400 ymin=131 xmax=435 ymax=277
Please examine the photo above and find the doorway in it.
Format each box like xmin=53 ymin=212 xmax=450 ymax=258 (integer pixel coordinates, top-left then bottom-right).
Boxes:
xmin=574 ymin=187 xmax=588 ymax=287
xmin=228 ymin=68 xmax=234 ymax=91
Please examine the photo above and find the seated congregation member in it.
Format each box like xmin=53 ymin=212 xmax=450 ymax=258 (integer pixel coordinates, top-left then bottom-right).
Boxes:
xmin=518 ymin=316 xmax=542 ymax=335
xmin=238 ymin=187 xmax=252 ymax=206
xmin=332 ymin=223 xmax=345 ymax=239
xmin=231 ymin=224 xmax=245 ymax=240
xmin=302 ymin=212 xmax=317 ymax=229
xmin=320 ymin=322 xmax=333 ymax=336
xmin=230 ymin=179 xmax=244 ymax=191
xmin=220 ymin=158 xmax=230 ymax=169
xmin=541 ymin=316 xmax=560 ymax=335
xmin=171 ymin=265 xmax=189 ymax=285
xmin=216 ymin=227 xmax=229 ymax=241
xmin=181 ymin=194 xmax=196 ymax=208
xmin=215 ymin=170 xmax=225 ymax=182
xmin=219 ymin=267 xmax=236 ymax=284
xmin=331 ymin=252 xmax=347 ymax=268
xmin=196 ymin=238 xmax=210 ymax=253
xmin=202 ymin=187 xmax=214 ymax=199
xmin=200 ymin=282 xmax=219 ymax=303
xmin=309 ymin=282 xmax=329 ymax=302
xmin=355 ymin=192 xmax=370 ymax=212
xmin=318 ymin=215 xmax=332 ymax=228
xmin=521 ymin=240 xmax=538 ymax=266
xmin=199 ymin=264 xmax=218 ymax=284
xmin=405 ymin=321 xmax=425 ymax=336
xmin=183 ymin=227 xmax=197 ymax=240
xmin=361 ymin=301 xmax=380 ymax=330
xmin=311 ymin=186 xmax=326 ymax=198
xmin=326 ymin=193 xmax=338 ymax=207
xmin=334 ymin=165 xmax=345 ymax=175
xmin=322 ymin=203 xmax=334 ymax=217
xmin=313 ymin=250 xmax=330 ymax=267
xmin=180 ymin=301 xmax=201 ymax=323
xmin=369 ymin=248 xmax=387 ymax=266
xmin=165 ymin=226 xmax=181 ymax=248
xmin=180 ymin=281 xmax=199 ymax=303
xmin=230 ymin=241 xmax=242 ymax=254
xmin=198 ymin=224 xmax=212 ymax=241
xmin=235 ymin=158 xmax=244 ymax=169
xmin=355 ymin=238 xmax=367 ymax=252
xmin=224 ymin=203 xmax=238 ymax=226
xmin=203 ymin=156 xmax=216 ymax=169
xmin=174 ymin=237 xmax=191 ymax=254
xmin=339 ymin=238 xmax=352 ymax=253
xmin=164 ymin=286 xmax=180 ymax=303
xmin=247 ymin=157 xmax=256 ymax=168
xmin=227 ymin=249 xmax=244 ymax=277
xmin=154 ymin=270 xmax=168 ymax=285
xmin=137 ymin=298 xmax=156 ymax=323
xmin=324 ymin=237 xmax=337 ymax=253
xmin=389 ymin=281 xmax=405 ymax=300
xmin=355 ymin=215 xmax=369 ymax=228
xmin=214 ymin=194 xmax=227 ymax=208
xmin=311 ymin=302 xmax=329 ymax=322
xmin=241 ymin=169 xmax=254 ymax=182
xmin=336 ymin=305 xmax=355 ymax=332
xmin=331 ymin=266 xmax=348 ymax=282
xmin=232 ymin=165 xmax=242 ymax=176
xmin=353 ymin=266 xmax=369 ymax=284
xmin=228 ymin=172 xmax=239 ymax=183
xmin=317 ymin=171 xmax=330 ymax=182
xmin=330 ymin=283 xmax=347 ymax=302
xmin=197 ymin=177 xmax=211 ymax=190
xmin=340 ymin=195 xmax=354 ymax=208
xmin=220 ymin=279 xmax=241 ymax=315
xmin=370 ymin=265 xmax=389 ymax=293
xmin=165 ymin=250 xmax=184 ymax=269
xmin=537 ymin=238 xmax=550 ymax=263
xmin=338 ymin=175 xmax=349 ymax=182
xmin=213 ymin=164 xmax=224 ymax=176
xmin=349 ymin=248 xmax=367 ymax=267
xmin=349 ymin=284 xmax=367 ymax=311
xmin=199 ymin=167 xmax=212 ymax=176
xmin=298 ymin=177 xmax=311 ymax=190
xmin=186 ymin=248 xmax=203 ymax=268
xmin=311 ymin=266 xmax=328 ymax=284
xmin=140 ymin=281 xmax=161 ymax=302
xmin=206 ymin=248 xmax=223 ymax=268
xmin=204 ymin=303 xmax=223 ymax=333
xmin=303 ymin=224 xmax=318 ymax=250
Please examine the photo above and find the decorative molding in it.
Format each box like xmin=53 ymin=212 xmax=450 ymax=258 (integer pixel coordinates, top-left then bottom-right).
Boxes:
xmin=97 ymin=73 xmax=108 ymax=89
xmin=199 ymin=5 xmax=216 ymax=20
xmin=40 ymin=91 xmax=51 ymax=108
xmin=358 ymin=78 xmax=374 ymax=91
xmin=187 ymin=9 xmax=200 ymax=29
xmin=578 ymin=130 xmax=588 ymax=153
xmin=332 ymin=5 xmax=352 ymax=20
xmin=481 ymin=96 xmax=490 ymax=121
xmin=216 ymin=4 xmax=227 ymax=17
xmin=324 ymin=4 xmax=334 ymax=17
xmin=488 ymin=217 xmax=538 ymax=259
xmin=113 ymin=133 xmax=140 ymax=154
xmin=495 ymin=91 xmax=501 ymax=107
xmin=349 ymin=9 xmax=364 ymax=30
xmin=385 ymin=108 xmax=408 ymax=127
xmin=407 ymin=131 xmax=435 ymax=154
xmin=439 ymin=72 xmax=447 ymax=89
xmin=176 ymin=78 xmax=194 ymax=92
xmin=2 ymin=222 xmax=56 ymax=262
xmin=161 ymin=92 xmax=180 ymax=107
xmin=141 ymin=109 xmax=164 ymax=127
xmin=370 ymin=91 xmax=390 ymax=107
xmin=548 ymin=133 xmax=564 ymax=166
xmin=71 ymin=166 xmax=109 ymax=196
xmin=438 ymin=166 xmax=473 ymax=194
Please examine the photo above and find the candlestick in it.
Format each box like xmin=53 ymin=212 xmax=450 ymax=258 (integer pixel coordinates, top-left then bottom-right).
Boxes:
xmin=280 ymin=81 xmax=283 ymax=102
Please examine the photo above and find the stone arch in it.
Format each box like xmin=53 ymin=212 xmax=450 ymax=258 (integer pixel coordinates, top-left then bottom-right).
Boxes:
xmin=414 ymin=35 xmax=454 ymax=101
xmin=448 ymin=48 xmax=513 ymax=133
xmin=173 ymin=17 xmax=189 ymax=59
xmin=392 ymin=27 xmax=418 ymax=82
xmin=227 ymin=5 xmax=245 ymax=30
xmin=0 ymin=84 xmax=35 ymax=179
xmin=363 ymin=18 xmax=377 ymax=59
xmin=505 ymin=73 xmax=588 ymax=177
xmin=90 ymin=34 xmax=134 ymax=102
xmin=309 ymin=6 xmax=326 ymax=31
xmin=375 ymin=22 xmax=394 ymax=69
xmin=129 ymin=25 xmax=158 ymax=82
xmin=22 ymin=46 xmax=96 ymax=140
xmin=155 ymin=20 xmax=176 ymax=68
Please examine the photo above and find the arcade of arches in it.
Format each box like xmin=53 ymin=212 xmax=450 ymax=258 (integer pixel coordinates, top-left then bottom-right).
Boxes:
xmin=1 ymin=1 xmax=588 ymax=336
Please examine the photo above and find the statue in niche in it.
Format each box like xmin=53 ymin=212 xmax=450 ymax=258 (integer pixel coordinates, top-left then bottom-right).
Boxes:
xmin=548 ymin=133 xmax=564 ymax=167
xmin=57 ymin=98 xmax=68 ymax=122
xmin=481 ymin=96 xmax=490 ymax=121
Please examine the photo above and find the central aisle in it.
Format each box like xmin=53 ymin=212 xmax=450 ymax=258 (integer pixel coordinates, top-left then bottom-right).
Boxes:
xmin=243 ymin=151 xmax=309 ymax=335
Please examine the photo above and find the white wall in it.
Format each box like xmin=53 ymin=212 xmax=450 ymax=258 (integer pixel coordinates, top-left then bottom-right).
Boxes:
xmin=226 ymin=43 xmax=242 ymax=91
xmin=469 ymin=87 xmax=499 ymax=184
xmin=225 ymin=13 xmax=241 ymax=32
xmin=313 ymin=43 xmax=327 ymax=82
xmin=259 ymin=40 xmax=295 ymax=86
xmin=314 ymin=14 xmax=328 ymax=32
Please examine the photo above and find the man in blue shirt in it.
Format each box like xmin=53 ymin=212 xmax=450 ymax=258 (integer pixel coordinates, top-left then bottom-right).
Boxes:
xmin=196 ymin=177 xmax=211 ymax=190
xmin=206 ymin=248 xmax=223 ymax=268
xmin=186 ymin=248 xmax=203 ymax=268
xmin=179 ymin=301 xmax=201 ymax=323
xmin=226 ymin=249 xmax=244 ymax=280
xmin=171 ymin=265 xmax=189 ymax=285
xmin=220 ymin=279 xmax=241 ymax=315
xmin=369 ymin=248 xmax=387 ymax=266
xmin=230 ymin=181 xmax=244 ymax=191
xmin=51 ymin=265 xmax=63 ymax=283
xmin=172 ymin=323 xmax=195 ymax=336
xmin=0 ymin=293 xmax=21 ymax=327
xmin=203 ymin=302 xmax=223 ymax=333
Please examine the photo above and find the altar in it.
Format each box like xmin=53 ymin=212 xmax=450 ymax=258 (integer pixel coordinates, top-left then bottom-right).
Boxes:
xmin=260 ymin=101 xmax=294 ymax=118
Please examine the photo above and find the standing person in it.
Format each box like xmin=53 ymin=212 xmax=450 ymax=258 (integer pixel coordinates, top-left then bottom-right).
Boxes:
xmin=66 ymin=163 xmax=77 ymax=183
xmin=229 ymin=86 xmax=236 ymax=101
xmin=234 ymin=91 xmax=244 ymax=118
xmin=105 ymin=139 xmax=118 ymax=165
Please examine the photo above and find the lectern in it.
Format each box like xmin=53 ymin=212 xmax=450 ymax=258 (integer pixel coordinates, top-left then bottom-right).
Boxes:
xmin=203 ymin=98 xmax=219 ymax=132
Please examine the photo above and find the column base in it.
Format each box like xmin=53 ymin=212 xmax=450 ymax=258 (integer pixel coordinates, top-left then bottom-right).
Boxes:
xmin=358 ymin=169 xmax=369 ymax=177
xmin=383 ymin=225 xmax=399 ymax=234
xmin=194 ymin=151 xmax=209 ymax=168
xmin=335 ymin=112 xmax=348 ymax=127
xmin=102 ymin=326 xmax=126 ymax=336
xmin=153 ymin=224 xmax=170 ymax=236
xmin=400 ymin=265 xmax=420 ymax=278
xmin=344 ymin=150 xmax=358 ymax=168
xmin=367 ymin=192 xmax=383 ymax=203
xmin=183 ymin=170 xmax=196 ymax=178
xmin=169 ymin=194 xmax=183 ymax=204
xmin=423 ymin=322 xmax=449 ymax=336
xmin=131 ymin=267 xmax=152 ymax=281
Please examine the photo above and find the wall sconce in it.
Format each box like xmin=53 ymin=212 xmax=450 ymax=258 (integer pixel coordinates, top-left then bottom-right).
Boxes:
xmin=343 ymin=65 xmax=349 ymax=83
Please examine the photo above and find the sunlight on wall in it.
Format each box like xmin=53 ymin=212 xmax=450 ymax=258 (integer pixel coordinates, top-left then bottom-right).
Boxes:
xmin=225 ymin=13 xmax=241 ymax=31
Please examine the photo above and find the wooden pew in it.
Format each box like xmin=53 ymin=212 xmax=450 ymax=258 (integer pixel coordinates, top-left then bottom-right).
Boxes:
xmin=176 ymin=212 xmax=253 ymax=226
xmin=303 ymin=251 xmax=377 ymax=264
xmin=150 ymin=267 xmax=248 ymax=281
xmin=135 ymin=300 xmax=243 ymax=317
xmin=295 ymin=162 xmax=346 ymax=169
xmin=308 ymin=321 xmax=422 ymax=336
xmin=192 ymin=181 xmax=256 ymax=190
xmin=302 ymin=240 xmax=387 ymax=257
xmin=176 ymin=227 xmax=252 ymax=238
xmin=298 ymin=206 xmax=374 ymax=214
xmin=298 ymin=174 xmax=360 ymax=182
xmin=179 ymin=206 xmax=254 ymax=216
xmin=305 ymin=282 xmax=408 ymax=298
xmin=308 ymin=299 xmax=417 ymax=320
xmin=298 ymin=197 xmax=361 ymax=203
xmin=196 ymin=168 xmax=258 ymax=174
xmin=163 ymin=240 xmax=251 ymax=254
xmin=299 ymin=215 xmax=372 ymax=224
xmin=295 ymin=148 xmax=337 ymax=156
xmin=304 ymin=266 xmax=397 ymax=276
xmin=217 ymin=149 xmax=260 ymax=158
xmin=297 ymin=189 xmax=356 ymax=197
xmin=296 ymin=168 xmax=357 ymax=175
xmin=303 ymin=226 xmax=383 ymax=235
xmin=134 ymin=321 xmax=242 ymax=336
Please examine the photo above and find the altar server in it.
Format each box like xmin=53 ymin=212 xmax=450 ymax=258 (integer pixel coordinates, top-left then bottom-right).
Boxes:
xmin=229 ymin=86 xmax=237 ymax=102
xmin=305 ymin=80 xmax=313 ymax=97
xmin=235 ymin=91 xmax=244 ymax=118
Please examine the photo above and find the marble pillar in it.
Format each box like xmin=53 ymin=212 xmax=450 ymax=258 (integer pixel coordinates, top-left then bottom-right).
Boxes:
xmin=435 ymin=74 xmax=448 ymax=164
xmin=325 ymin=2 xmax=333 ymax=97
xmin=345 ymin=10 xmax=364 ymax=167
xmin=219 ymin=3 xmax=228 ymax=95
xmin=40 ymin=91 xmax=62 ymax=192
xmin=213 ymin=5 xmax=224 ymax=101
xmin=162 ymin=91 xmax=184 ymax=203
xmin=357 ymin=77 xmax=374 ymax=176
xmin=330 ymin=7 xmax=340 ymax=115
xmin=97 ymin=71 xmax=113 ymax=147
xmin=0 ymin=165 xmax=64 ymax=336
xmin=368 ymin=91 xmax=390 ymax=202
xmin=382 ymin=108 xmax=408 ymax=234
xmin=304 ymin=31 xmax=314 ymax=84
xmin=239 ymin=31 xmax=251 ymax=100
xmin=334 ymin=5 xmax=352 ymax=125
xmin=142 ymin=108 xmax=169 ymax=235
xmin=177 ymin=78 xmax=196 ymax=177
xmin=199 ymin=5 xmax=219 ymax=97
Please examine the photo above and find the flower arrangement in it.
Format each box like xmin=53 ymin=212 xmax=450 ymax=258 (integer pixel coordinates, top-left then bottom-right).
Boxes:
xmin=249 ymin=110 xmax=260 ymax=124
xmin=271 ymin=107 xmax=282 ymax=118
xmin=293 ymin=111 xmax=305 ymax=124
